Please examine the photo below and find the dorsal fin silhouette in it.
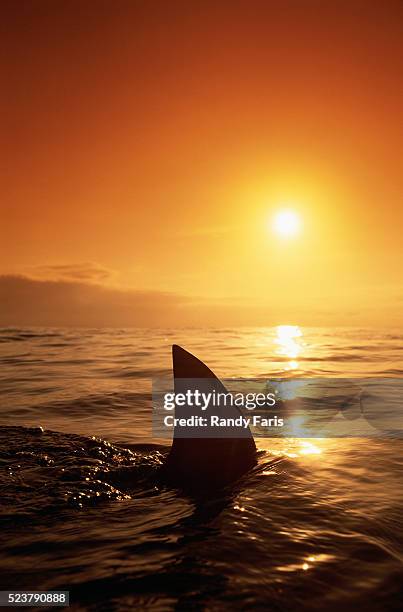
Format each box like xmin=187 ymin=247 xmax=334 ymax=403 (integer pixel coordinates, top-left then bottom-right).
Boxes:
xmin=162 ymin=345 xmax=256 ymax=489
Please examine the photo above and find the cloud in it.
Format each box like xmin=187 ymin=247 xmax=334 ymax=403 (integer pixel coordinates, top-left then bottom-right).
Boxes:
xmin=0 ymin=275 xmax=189 ymax=327
xmin=25 ymin=262 xmax=115 ymax=283
xmin=1 ymin=273 xmax=401 ymax=328
xmin=0 ymin=274 xmax=289 ymax=328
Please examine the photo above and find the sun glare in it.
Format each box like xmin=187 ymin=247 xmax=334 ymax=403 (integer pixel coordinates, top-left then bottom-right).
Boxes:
xmin=272 ymin=210 xmax=301 ymax=238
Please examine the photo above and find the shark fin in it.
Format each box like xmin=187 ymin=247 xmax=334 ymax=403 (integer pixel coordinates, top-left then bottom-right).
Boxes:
xmin=162 ymin=345 xmax=256 ymax=489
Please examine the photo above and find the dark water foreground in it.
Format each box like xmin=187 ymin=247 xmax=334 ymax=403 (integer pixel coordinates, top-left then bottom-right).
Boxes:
xmin=1 ymin=327 xmax=403 ymax=610
xmin=1 ymin=425 xmax=402 ymax=611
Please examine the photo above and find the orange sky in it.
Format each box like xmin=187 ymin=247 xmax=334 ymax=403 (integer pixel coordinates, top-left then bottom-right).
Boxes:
xmin=1 ymin=0 xmax=402 ymax=327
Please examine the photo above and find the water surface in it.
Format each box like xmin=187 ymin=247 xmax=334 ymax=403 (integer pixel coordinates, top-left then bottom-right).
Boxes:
xmin=1 ymin=327 xmax=402 ymax=610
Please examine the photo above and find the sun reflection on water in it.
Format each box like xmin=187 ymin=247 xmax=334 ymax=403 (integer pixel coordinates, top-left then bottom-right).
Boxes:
xmin=298 ymin=440 xmax=322 ymax=455
xmin=258 ymin=438 xmax=324 ymax=458
xmin=275 ymin=325 xmax=303 ymax=371
xmin=276 ymin=553 xmax=334 ymax=573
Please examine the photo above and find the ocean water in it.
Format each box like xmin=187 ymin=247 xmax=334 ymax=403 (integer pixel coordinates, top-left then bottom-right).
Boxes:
xmin=0 ymin=327 xmax=402 ymax=610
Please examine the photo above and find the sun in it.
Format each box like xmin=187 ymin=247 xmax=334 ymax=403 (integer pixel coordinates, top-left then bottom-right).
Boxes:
xmin=272 ymin=210 xmax=301 ymax=238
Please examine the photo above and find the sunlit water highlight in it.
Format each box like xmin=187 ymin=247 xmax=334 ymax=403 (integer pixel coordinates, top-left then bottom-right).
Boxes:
xmin=0 ymin=327 xmax=402 ymax=610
